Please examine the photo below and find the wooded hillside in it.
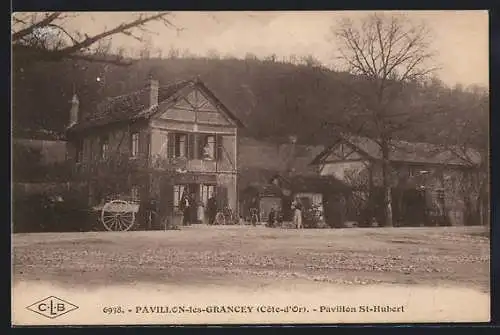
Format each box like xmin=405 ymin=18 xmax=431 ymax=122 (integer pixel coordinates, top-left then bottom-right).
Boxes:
xmin=12 ymin=55 xmax=488 ymax=149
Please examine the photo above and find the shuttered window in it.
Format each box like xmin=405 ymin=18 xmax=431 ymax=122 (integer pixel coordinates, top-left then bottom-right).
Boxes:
xmin=216 ymin=134 xmax=223 ymax=161
xmin=167 ymin=133 xmax=175 ymax=158
xmin=140 ymin=132 xmax=150 ymax=159
xmin=173 ymin=133 xmax=187 ymax=158
xmin=188 ymin=133 xmax=196 ymax=159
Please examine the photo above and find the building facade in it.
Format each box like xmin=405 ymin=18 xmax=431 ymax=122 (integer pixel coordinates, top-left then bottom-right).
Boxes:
xmin=310 ymin=134 xmax=484 ymax=226
xmin=65 ymin=77 xmax=243 ymax=227
xmin=237 ymin=137 xmax=351 ymax=226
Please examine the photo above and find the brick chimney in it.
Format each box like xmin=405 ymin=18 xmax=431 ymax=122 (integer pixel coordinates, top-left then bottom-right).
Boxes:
xmin=68 ymin=93 xmax=79 ymax=128
xmin=149 ymin=78 xmax=159 ymax=107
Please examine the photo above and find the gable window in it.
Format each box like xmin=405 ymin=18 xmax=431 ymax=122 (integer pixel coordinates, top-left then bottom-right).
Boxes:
xmin=100 ymin=135 xmax=109 ymax=160
xmin=130 ymin=132 xmax=139 ymax=158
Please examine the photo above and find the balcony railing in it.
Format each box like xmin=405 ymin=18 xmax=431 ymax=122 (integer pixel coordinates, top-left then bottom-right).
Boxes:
xmin=72 ymin=153 xmax=151 ymax=177
xmin=72 ymin=153 xmax=224 ymax=177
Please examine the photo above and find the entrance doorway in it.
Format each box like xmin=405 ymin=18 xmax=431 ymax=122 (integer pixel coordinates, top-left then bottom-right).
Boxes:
xmin=173 ymin=183 xmax=216 ymax=224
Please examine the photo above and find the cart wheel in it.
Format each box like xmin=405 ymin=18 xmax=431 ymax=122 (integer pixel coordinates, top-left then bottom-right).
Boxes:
xmin=215 ymin=212 xmax=225 ymax=225
xmin=101 ymin=200 xmax=136 ymax=231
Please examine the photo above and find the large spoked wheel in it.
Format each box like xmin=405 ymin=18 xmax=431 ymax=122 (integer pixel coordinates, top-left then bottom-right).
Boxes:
xmin=101 ymin=200 xmax=137 ymax=231
xmin=215 ymin=211 xmax=226 ymax=225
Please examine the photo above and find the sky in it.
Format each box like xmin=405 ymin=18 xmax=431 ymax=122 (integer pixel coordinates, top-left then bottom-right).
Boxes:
xmin=32 ymin=10 xmax=490 ymax=87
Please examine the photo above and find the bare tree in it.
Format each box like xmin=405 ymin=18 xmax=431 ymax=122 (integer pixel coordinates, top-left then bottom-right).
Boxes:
xmin=332 ymin=13 xmax=438 ymax=227
xmin=12 ymin=12 xmax=178 ymax=66
xmin=437 ymin=87 xmax=489 ymax=226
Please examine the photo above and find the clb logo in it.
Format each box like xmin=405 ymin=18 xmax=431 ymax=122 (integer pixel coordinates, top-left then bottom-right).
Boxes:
xmin=26 ymin=296 xmax=79 ymax=319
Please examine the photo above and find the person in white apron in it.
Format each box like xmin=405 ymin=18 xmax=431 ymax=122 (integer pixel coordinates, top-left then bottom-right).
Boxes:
xmin=292 ymin=197 xmax=303 ymax=229
xmin=197 ymin=200 xmax=205 ymax=224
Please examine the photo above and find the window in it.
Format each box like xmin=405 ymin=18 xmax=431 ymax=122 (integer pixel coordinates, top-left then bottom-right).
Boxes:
xmin=199 ymin=134 xmax=216 ymax=160
xmin=173 ymin=185 xmax=186 ymax=209
xmin=75 ymin=139 xmax=83 ymax=163
xmin=158 ymin=132 xmax=168 ymax=157
xmin=100 ymin=136 xmax=109 ymax=160
xmin=131 ymin=186 xmax=140 ymax=201
xmin=131 ymin=132 xmax=139 ymax=158
xmin=200 ymin=184 xmax=215 ymax=205
xmin=175 ymin=134 xmax=187 ymax=158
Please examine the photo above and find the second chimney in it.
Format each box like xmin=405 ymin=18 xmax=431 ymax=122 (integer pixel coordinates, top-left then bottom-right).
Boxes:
xmin=149 ymin=78 xmax=159 ymax=107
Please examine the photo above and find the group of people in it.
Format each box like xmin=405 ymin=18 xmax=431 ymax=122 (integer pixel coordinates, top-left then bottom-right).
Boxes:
xmin=266 ymin=197 xmax=304 ymax=229
xmin=179 ymin=192 xmax=218 ymax=226
xmin=179 ymin=192 xmax=305 ymax=228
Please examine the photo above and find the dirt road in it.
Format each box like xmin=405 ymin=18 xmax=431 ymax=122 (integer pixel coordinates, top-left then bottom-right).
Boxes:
xmin=12 ymin=225 xmax=490 ymax=324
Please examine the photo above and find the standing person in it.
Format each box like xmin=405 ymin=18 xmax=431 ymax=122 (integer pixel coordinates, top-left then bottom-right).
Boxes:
xmin=206 ymin=194 xmax=217 ymax=225
xmin=267 ymin=207 xmax=277 ymax=228
xmin=180 ymin=191 xmax=191 ymax=226
xmin=292 ymin=197 xmax=303 ymax=229
xmin=197 ymin=200 xmax=205 ymax=224
xmin=188 ymin=193 xmax=196 ymax=226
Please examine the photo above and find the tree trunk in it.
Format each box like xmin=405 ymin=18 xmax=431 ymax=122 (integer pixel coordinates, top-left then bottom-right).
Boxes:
xmin=381 ymin=140 xmax=393 ymax=227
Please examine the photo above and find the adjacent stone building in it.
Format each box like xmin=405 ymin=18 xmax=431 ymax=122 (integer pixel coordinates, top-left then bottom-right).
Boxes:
xmin=310 ymin=133 xmax=484 ymax=226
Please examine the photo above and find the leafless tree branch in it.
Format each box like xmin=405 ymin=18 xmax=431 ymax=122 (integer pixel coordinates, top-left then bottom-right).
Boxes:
xmin=331 ymin=13 xmax=438 ymax=227
xmin=12 ymin=12 xmax=176 ymax=66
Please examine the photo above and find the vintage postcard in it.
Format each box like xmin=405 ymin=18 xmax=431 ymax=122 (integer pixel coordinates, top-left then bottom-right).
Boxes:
xmin=11 ymin=10 xmax=490 ymax=326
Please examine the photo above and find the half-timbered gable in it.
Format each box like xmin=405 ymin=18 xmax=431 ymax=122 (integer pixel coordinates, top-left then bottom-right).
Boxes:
xmin=310 ymin=133 xmax=483 ymax=226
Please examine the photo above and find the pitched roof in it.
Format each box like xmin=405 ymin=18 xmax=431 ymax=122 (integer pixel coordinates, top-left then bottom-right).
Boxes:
xmin=270 ymin=174 xmax=350 ymax=193
xmin=311 ymin=133 xmax=481 ymax=167
xmin=68 ymin=78 xmax=244 ymax=132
